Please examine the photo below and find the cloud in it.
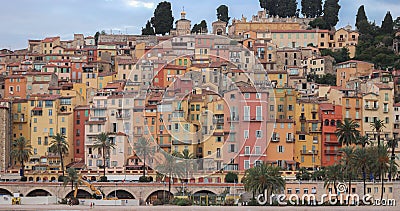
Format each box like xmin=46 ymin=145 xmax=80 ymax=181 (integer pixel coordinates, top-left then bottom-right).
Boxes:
xmin=125 ymin=0 xmax=154 ymax=9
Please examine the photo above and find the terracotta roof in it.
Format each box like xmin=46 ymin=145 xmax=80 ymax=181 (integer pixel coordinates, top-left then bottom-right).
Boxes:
xmin=271 ymin=29 xmax=329 ymax=33
xmin=336 ymin=60 xmax=373 ymax=65
xmin=164 ymin=64 xmax=187 ymax=70
xmin=42 ymin=37 xmax=60 ymax=43
xmin=320 ymin=103 xmax=334 ymax=111
xmin=374 ymin=83 xmax=392 ymax=90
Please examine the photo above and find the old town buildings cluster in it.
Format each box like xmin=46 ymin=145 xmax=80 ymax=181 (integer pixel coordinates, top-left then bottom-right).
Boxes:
xmin=0 ymin=10 xmax=398 ymax=180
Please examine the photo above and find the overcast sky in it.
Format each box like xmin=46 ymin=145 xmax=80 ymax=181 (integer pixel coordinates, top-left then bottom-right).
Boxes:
xmin=0 ymin=0 xmax=399 ymax=50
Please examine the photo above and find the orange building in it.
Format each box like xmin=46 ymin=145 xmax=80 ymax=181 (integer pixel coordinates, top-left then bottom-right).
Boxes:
xmin=4 ymin=75 xmax=27 ymax=99
xmin=153 ymin=64 xmax=187 ymax=88
xmin=320 ymin=103 xmax=342 ymax=167
xmin=336 ymin=60 xmax=374 ymax=88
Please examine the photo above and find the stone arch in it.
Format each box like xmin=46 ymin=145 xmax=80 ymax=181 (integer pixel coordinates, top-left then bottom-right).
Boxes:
xmin=65 ymin=189 xmax=92 ymax=199
xmin=35 ymin=177 xmax=41 ymax=182
xmin=26 ymin=189 xmax=53 ymax=196
xmin=28 ymin=177 xmax=34 ymax=181
xmin=50 ymin=177 xmax=56 ymax=182
xmin=193 ymin=189 xmax=217 ymax=196
xmin=145 ymin=190 xmax=173 ymax=203
xmin=43 ymin=176 xmax=49 ymax=182
xmin=106 ymin=189 xmax=136 ymax=199
xmin=0 ymin=188 xmax=12 ymax=196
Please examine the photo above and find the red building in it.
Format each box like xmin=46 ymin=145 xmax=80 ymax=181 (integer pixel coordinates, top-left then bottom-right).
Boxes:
xmin=320 ymin=103 xmax=342 ymax=167
xmin=73 ymin=106 xmax=90 ymax=163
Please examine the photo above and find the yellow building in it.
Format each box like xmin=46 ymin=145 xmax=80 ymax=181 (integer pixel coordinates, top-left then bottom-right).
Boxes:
xmin=362 ymin=83 xmax=394 ymax=143
xmin=294 ymin=99 xmax=322 ymax=169
xmin=41 ymin=37 xmax=61 ymax=55
xmin=267 ymin=88 xmax=296 ymax=171
xmin=11 ymin=99 xmax=31 ymax=144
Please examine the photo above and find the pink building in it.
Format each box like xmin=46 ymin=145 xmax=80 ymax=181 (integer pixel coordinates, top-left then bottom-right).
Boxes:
xmin=223 ymin=82 xmax=269 ymax=171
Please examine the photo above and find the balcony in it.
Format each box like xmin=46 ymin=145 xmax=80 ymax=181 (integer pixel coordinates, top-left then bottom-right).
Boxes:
xmin=286 ymin=138 xmax=295 ymax=143
xmin=172 ymin=140 xmax=192 ymax=145
xmin=309 ymin=127 xmax=321 ymax=133
xmin=324 ymin=150 xmax=340 ymax=155
xmin=355 ymin=105 xmax=361 ymax=109
xmin=364 ymin=105 xmax=379 ymax=110
xmin=313 ymin=139 xmax=318 ymax=144
xmin=213 ymin=119 xmax=224 ymax=124
xmin=271 ymin=137 xmax=280 ymax=142
xmin=243 ymin=116 xmax=264 ymax=121
xmin=116 ymin=113 xmax=131 ymax=120
xmin=301 ymin=150 xmax=318 ymax=155
xmin=338 ymin=38 xmax=345 ymax=42
xmin=227 ymin=116 xmax=239 ymax=122
xmin=299 ymin=116 xmax=306 ymax=121
xmin=324 ymin=140 xmax=341 ymax=146
xmin=345 ymin=104 xmax=351 ymax=109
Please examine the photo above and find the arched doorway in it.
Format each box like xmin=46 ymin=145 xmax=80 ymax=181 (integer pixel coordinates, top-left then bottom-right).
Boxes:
xmin=35 ymin=177 xmax=41 ymax=182
xmin=146 ymin=190 xmax=173 ymax=204
xmin=0 ymin=188 xmax=12 ymax=196
xmin=50 ymin=177 xmax=56 ymax=182
xmin=43 ymin=177 xmax=48 ymax=182
xmin=26 ymin=189 xmax=52 ymax=197
xmin=66 ymin=190 xmax=92 ymax=199
xmin=106 ymin=190 xmax=135 ymax=199
xmin=28 ymin=177 xmax=34 ymax=182
xmin=90 ymin=176 xmax=96 ymax=181
xmin=193 ymin=190 xmax=217 ymax=206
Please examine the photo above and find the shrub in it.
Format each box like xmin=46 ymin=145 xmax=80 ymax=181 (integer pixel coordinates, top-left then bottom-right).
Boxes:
xmin=99 ymin=176 xmax=107 ymax=182
xmin=170 ymin=198 xmax=192 ymax=206
xmin=224 ymin=198 xmax=235 ymax=206
xmin=153 ymin=199 xmax=163 ymax=206
xmin=58 ymin=176 xmax=66 ymax=182
xmin=225 ymin=172 xmax=238 ymax=183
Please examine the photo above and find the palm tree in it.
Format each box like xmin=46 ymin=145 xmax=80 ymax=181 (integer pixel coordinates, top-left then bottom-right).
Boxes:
xmin=336 ymin=119 xmax=360 ymax=146
xmin=63 ymin=168 xmax=83 ymax=199
xmin=339 ymin=146 xmax=355 ymax=194
xmin=387 ymin=138 xmax=398 ymax=180
xmin=353 ymin=147 xmax=369 ymax=195
xmin=175 ymin=149 xmax=197 ymax=180
xmin=370 ymin=119 xmax=385 ymax=147
xmin=49 ymin=133 xmax=69 ymax=177
xmin=323 ymin=164 xmax=343 ymax=194
xmin=242 ymin=163 xmax=285 ymax=203
xmin=10 ymin=137 xmax=32 ymax=178
xmin=134 ymin=137 xmax=155 ymax=178
xmin=156 ymin=151 xmax=184 ymax=200
xmin=356 ymin=134 xmax=371 ymax=148
xmin=93 ymin=132 xmax=115 ymax=178
xmin=372 ymin=146 xmax=392 ymax=201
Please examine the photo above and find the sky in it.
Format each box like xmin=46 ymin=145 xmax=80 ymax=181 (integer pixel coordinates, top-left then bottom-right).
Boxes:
xmin=0 ymin=0 xmax=399 ymax=50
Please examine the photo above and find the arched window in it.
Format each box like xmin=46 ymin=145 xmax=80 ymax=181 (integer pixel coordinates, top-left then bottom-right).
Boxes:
xmin=331 ymin=120 xmax=336 ymax=126
xmin=324 ymin=119 xmax=329 ymax=126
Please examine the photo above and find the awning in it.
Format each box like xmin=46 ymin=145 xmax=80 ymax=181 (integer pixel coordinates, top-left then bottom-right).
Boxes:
xmin=0 ymin=174 xmax=21 ymax=180
xmin=106 ymin=175 xmax=141 ymax=181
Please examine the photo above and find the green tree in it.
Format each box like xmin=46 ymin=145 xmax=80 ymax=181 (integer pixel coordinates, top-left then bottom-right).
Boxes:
xmin=191 ymin=20 xmax=208 ymax=34
xmin=151 ymin=1 xmax=174 ymax=35
xmin=94 ymin=30 xmax=106 ymax=46
xmin=259 ymin=0 xmax=278 ymax=17
xmin=353 ymin=147 xmax=369 ymax=195
xmin=93 ymin=132 xmax=115 ymax=179
xmin=63 ymin=168 xmax=83 ymax=199
xmin=314 ymin=73 xmax=337 ymax=85
xmin=10 ymin=137 xmax=32 ymax=178
xmin=340 ymin=146 xmax=355 ymax=194
xmin=296 ymin=167 xmax=311 ymax=180
xmin=372 ymin=146 xmax=392 ymax=201
xmin=355 ymin=5 xmax=370 ymax=34
xmin=142 ymin=20 xmax=155 ymax=35
xmin=225 ymin=172 xmax=238 ymax=183
xmin=243 ymin=163 xmax=285 ymax=202
xmin=336 ymin=119 xmax=360 ymax=146
xmin=323 ymin=0 xmax=341 ymax=29
xmin=387 ymin=138 xmax=398 ymax=180
xmin=381 ymin=11 xmax=394 ymax=35
xmin=216 ymin=5 xmax=230 ymax=25
xmin=320 ymin=48 xmax=350 ymax=63
xmin=156 ymin=152 xmax=184 ymax=200
xmin=370 ymin=119 xmax=385 ymax=147
xmin=323 ymin=164 xmax=343 ymax=194
xmin=301 ymin=0 xmax=323 ymax=18
xmin=134 ymin=137 xmax=155 ymax=178
xmin=49 ymin=133 xmax=69 ymax=177
xmin=175 ymin=149 xmax=196 ymax=180
xmin=355 ymin=134 xmax=370 ymax=148
xmin=308 ymin=17 xmax=329 ymax=29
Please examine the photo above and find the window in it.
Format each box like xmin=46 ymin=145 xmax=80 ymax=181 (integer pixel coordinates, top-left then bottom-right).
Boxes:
xmin=255 ymin=146 xmax=261 ymax=155
xmin=244 ymin=130 xmax=249 ymax=139
xmin=245 ymin=146 xmax=250 ymax=155
xmin=244 ymin=160 xmax=250 ymax=169
xmin=278 ymin=146 xmax=284 ymax=153
xmin=256 ymin=130 xmax=262 ymax=138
